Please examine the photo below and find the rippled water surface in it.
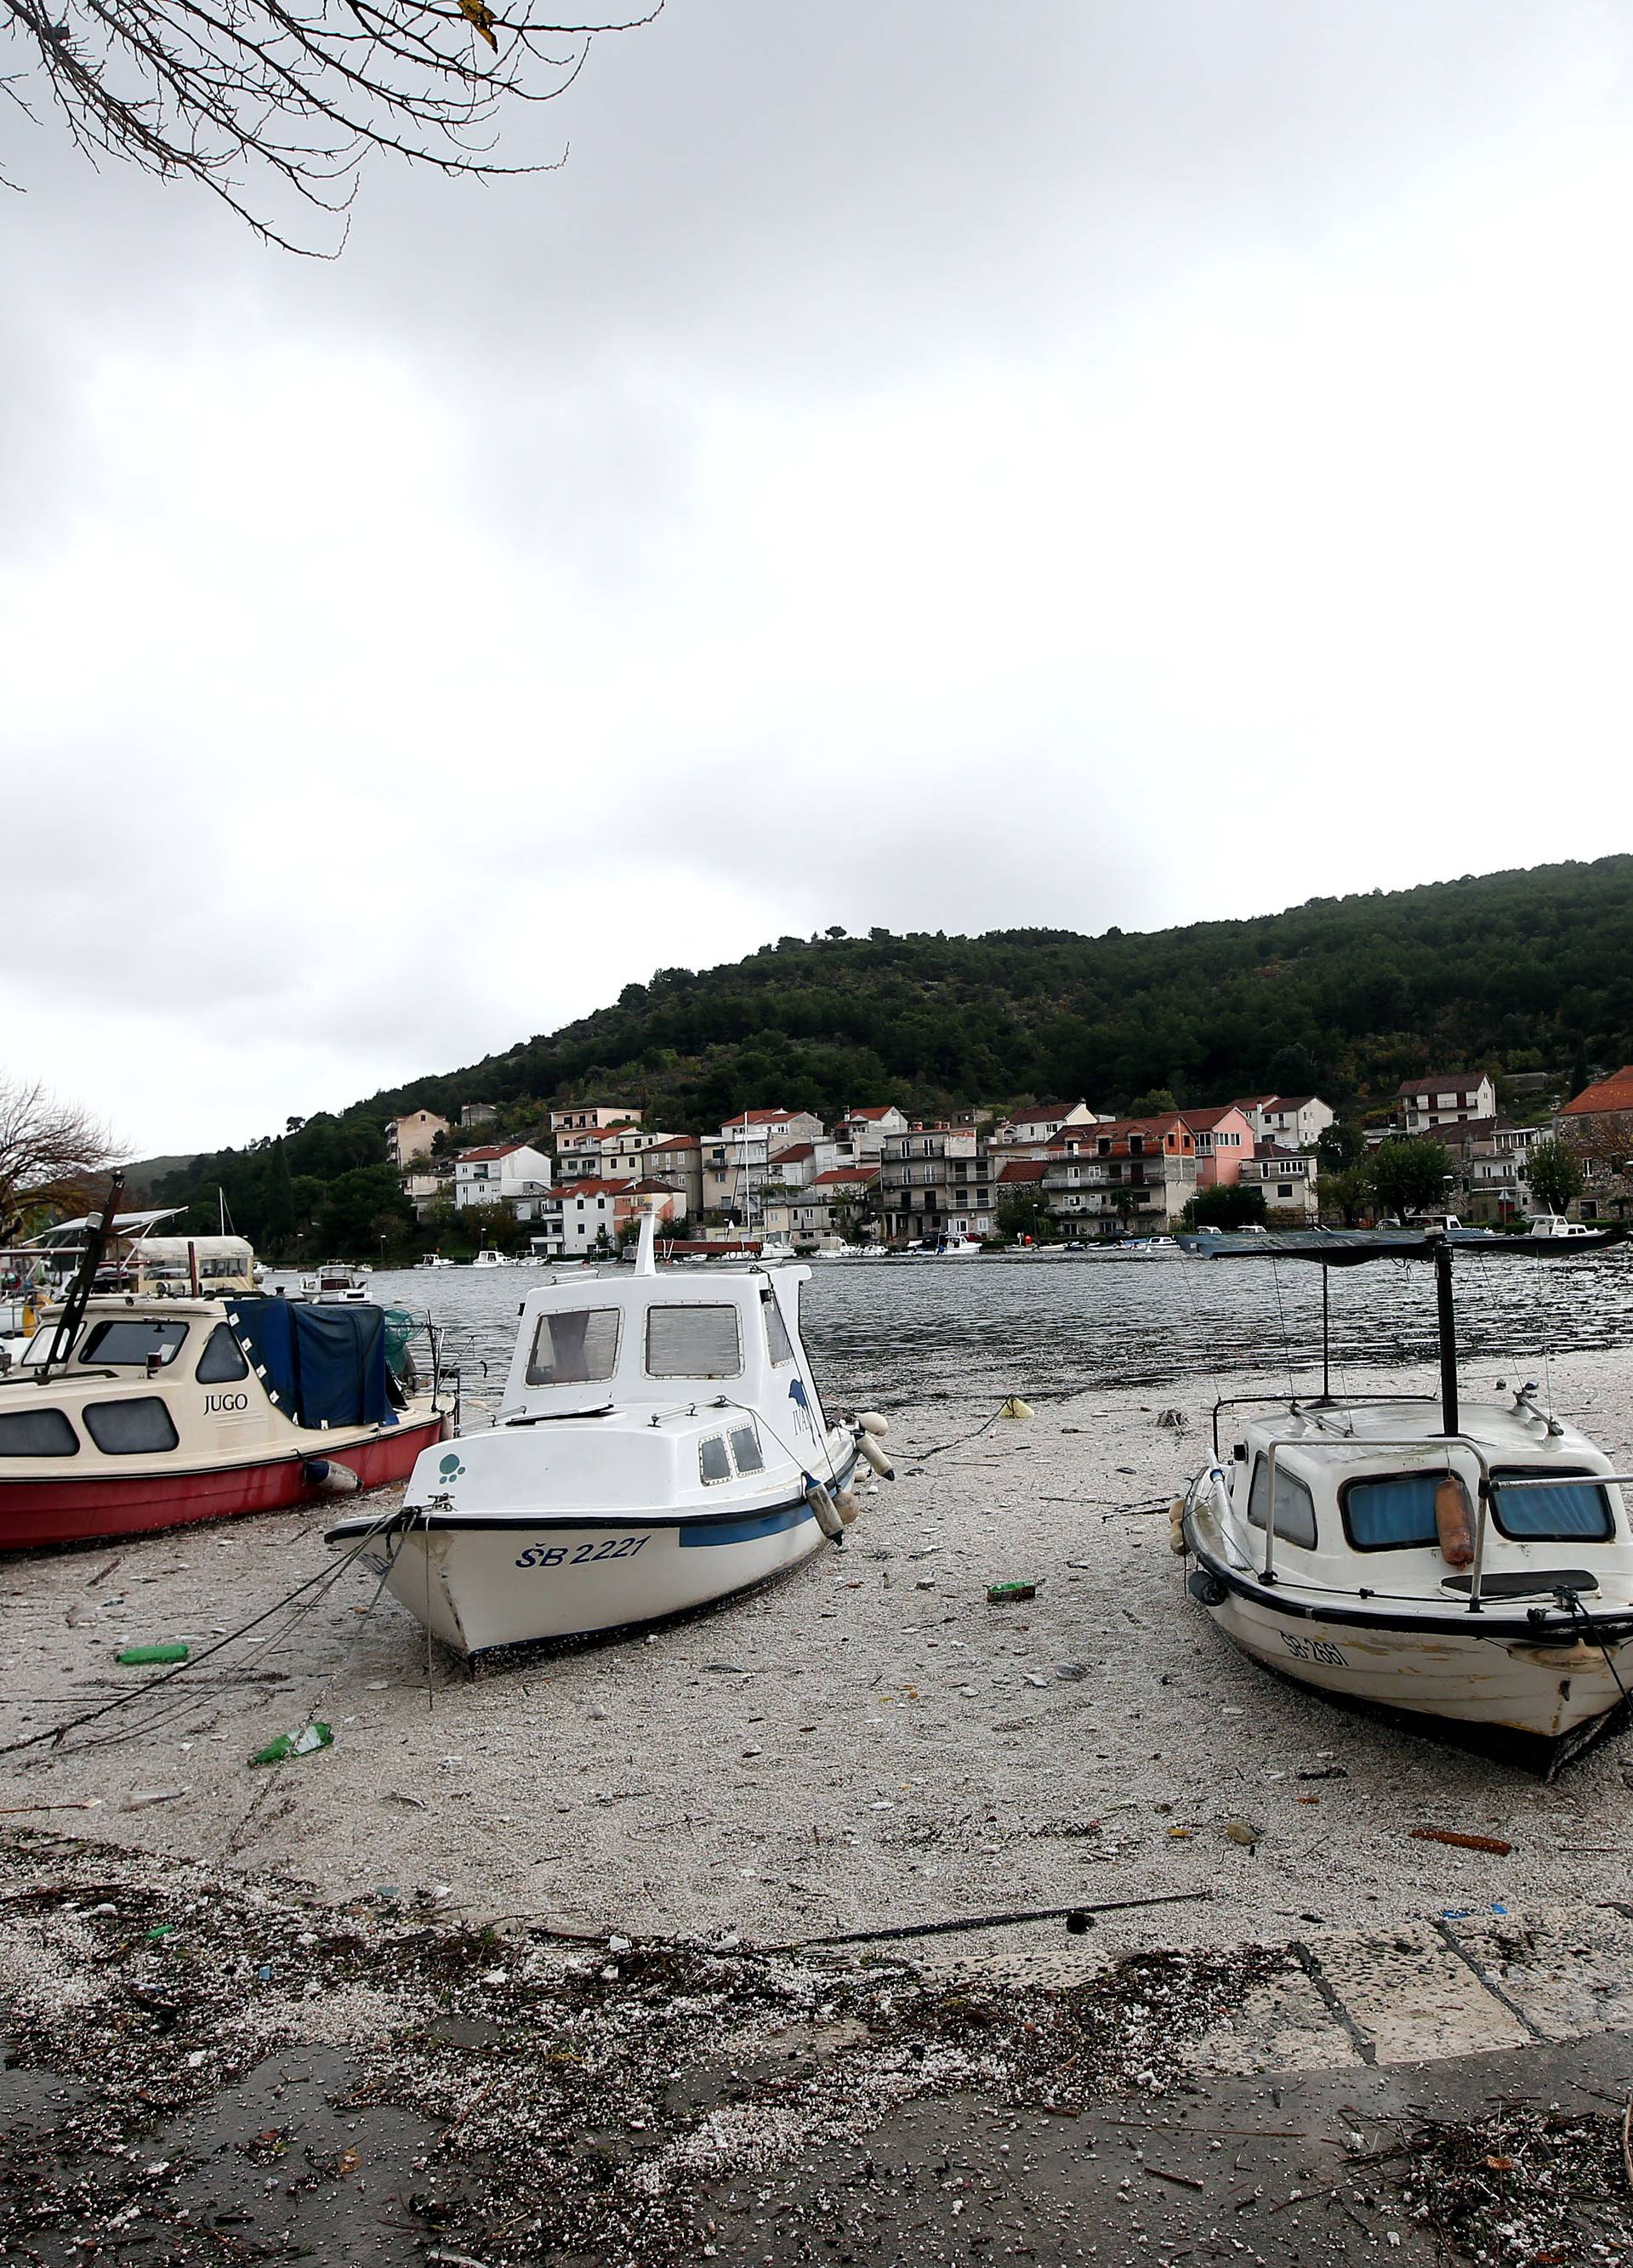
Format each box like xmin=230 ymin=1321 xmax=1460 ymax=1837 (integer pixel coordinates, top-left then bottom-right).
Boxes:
xmin=276 ymin=1248 xmax=1633 ymax=1417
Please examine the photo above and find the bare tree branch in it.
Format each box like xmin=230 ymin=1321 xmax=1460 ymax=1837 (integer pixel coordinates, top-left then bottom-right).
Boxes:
xmin=1 ymin=0 xmax=661 ymax=251
xmin=0 ymin=1075 xmax=120 ymax=1242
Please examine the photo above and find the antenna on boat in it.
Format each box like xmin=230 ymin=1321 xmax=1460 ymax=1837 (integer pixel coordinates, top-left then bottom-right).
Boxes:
xmin=43 ymin=1170 xmax=124 ymax=1374
xmin=634 ymin=1206 xmax=658 ymax=1277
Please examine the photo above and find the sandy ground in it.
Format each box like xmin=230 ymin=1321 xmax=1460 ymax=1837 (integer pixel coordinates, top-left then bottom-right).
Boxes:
xmin=2 ymin=1352 xmax=1630 ymax=1959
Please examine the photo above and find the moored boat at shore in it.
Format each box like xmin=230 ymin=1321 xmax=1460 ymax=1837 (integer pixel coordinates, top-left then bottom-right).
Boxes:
xmin=327 ymin=1212 xmax=886 ymax=1656
xmin=1177 ymin=1229 xmax=1633 ymax=1772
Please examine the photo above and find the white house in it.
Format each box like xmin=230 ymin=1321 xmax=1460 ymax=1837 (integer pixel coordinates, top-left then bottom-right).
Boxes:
xmin=526 ymin=1178 xmax=624 ymax=1257
xmin=702 ymin=1110 xmax=824 ymax=1214
xmin=993 ymin=1100 xmax=1097 ymax=1146
xmin=833 ymin=1106 xmax=908 ymax=1158
xmin=1258 ymin=1095 xmax=1334 ymax=1148
xmin=788 ymin=1166 xmax=879 ymax=1244
xmin=1245 ymin=1147 xmax=1321 ymax=1219
xmin=453 ymin=1140 xmax=553 ymax=1212
xmin=548 ymin=1104 xmax=643 ymax=1134
xmin=1397 ymin=1074 xmax=1497 ymax=1134
xmin=386 ymin=1110 xmax=449 ymax=1168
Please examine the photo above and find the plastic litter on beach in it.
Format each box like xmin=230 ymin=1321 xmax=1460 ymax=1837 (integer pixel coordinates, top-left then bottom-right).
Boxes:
xmin=1410 ymin=1827 xmax=1512 ymax=1856
xmin=987 ymin=1582 xmax=1037 ymax=1603
xmin=249 ymin=1722 xmax=333 ymax=1767
xmin=116 ymin=1643 xmax=190 ymax=1666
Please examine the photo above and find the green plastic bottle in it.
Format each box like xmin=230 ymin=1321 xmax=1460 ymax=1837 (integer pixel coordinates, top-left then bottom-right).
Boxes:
xmin=249 ymin=1721 xmax=334 ymax=1766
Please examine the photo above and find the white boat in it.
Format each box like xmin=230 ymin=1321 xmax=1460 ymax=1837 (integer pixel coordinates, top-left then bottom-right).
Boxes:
xmin=418 ymin=1253 xmax=453 ymax=1270
xmin=913 ymin=1234 xmax=982 ymax=1257
xmin=1528 ymin=1214 xmax=1602 ymax=1241
xmin=327 ymin=1213 xmax=887 ymax=1656
xmin=301 ymin=1261 xmax=372 ymax=1303
xmin=755 ymin=1235 xmax=797 ymax=1266
xmin=470 ymin=1248 xmax=510 ymax=1270
xmin=1179 ymin=1230 xmax=1633 ymax=1772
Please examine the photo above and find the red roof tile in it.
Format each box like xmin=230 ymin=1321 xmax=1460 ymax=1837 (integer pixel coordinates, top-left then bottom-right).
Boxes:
xmin=1561 ymin=1067 xmax=1633 ymax=1117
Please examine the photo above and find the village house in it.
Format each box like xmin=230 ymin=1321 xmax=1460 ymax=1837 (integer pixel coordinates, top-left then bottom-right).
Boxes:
xmin=599 ymin=1128 xmax=682 ymax=1179
xmin=1042 ymin=1116 xmax=1198 ymax=1234
xmin=641 ymin=1134 xmax=703 ymax=1219
xmin=879 ymin=1125 xmax=995 ymax=1243
xmin=702 ymin=1110 xmax=824 ymax=1214
xmin=992 ymin=1100 xmax=1098 ymax=1147
xmin=764 ymin=1141 xmax=824 ymax=1190
xmin=832 ymin=1106 xmax=908 ymax=1158
xmin=453 ymin=1140 xmax=553 ymax=1212
xmin=1396 ymin=1073 xmax=1497 ymax=1134
xmin=1244 ymin=1145 xmax=1321 ymax=1219
xmin=788 ymin=1165 xmax=879 ymax=1245
xmin=459 ymin=1102 xmax=498 ymax=1129
xmin=1180 ymin=1105 xmax=1256 ymax=1186
xmin=548 ymin=1104 xmax=644 ymax=1135
xmin=1257 ymin=1094 xmax=1334 ymax=1147
xmin=1556 ymin=1066 xmax=1633 ymax=1155
xmin=385 ymin=1110 xmax=449 ymax=1168
xmin=525 ymin=1177 xmax=676 ymax=1257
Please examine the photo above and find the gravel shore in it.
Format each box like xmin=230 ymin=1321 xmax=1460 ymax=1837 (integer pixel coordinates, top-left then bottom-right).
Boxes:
xmin=2 ymin=1352 xmax=1630 ymax=1956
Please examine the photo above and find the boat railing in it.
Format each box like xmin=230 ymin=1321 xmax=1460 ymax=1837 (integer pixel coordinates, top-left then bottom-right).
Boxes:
xmin=1256 ymin=1434 xmax=1631 ymax=1616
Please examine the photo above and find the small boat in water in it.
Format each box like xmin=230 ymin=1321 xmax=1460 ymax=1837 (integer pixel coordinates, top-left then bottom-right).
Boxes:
xmin=302 ymin=1261 xmax=372 ymax=1303
xmin=470 ymin=1248 xmax=511 ymax=1270
xmin=1178 ymin=1228 xmax=1633 ymax=1772
xmin=913 ymin=1234 xmax=982 ymax=1257
xmin=327 ymin=1214 xmax=888 ymax=1656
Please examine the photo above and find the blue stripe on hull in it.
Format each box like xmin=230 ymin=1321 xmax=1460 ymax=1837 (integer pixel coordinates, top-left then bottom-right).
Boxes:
xmin=677 ymin=1502 xmax=816 ymax=1548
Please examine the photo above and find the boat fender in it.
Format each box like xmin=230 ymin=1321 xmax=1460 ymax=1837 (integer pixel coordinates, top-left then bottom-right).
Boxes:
xmin=805 ymin=1476 xmax=845 ymax=1539
xmin=1169 ymin=1496 xmax=1187 ymax=1555
xmin=856 ymin=1431 xmax=895 ymax=1481
xmin=1208 ymin=1469 xmax=1233 ymax=1526
xmin=856 ymin=1411 xmax=890 ymax=1437
xmin=834 ymin=1488 xmax=862 ymax=1525
xmin=1435 ymin=1473 xmax=1476 ymax=1568
xmin=1187 ymin=1569 xmax=1228 ymax=1608
xmin=302 ymin=1458 xmax=361 ymax=1495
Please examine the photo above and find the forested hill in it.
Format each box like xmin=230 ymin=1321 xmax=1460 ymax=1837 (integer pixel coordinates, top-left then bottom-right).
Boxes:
xmin=149 ymin=855 xmax=1633 ymax=1248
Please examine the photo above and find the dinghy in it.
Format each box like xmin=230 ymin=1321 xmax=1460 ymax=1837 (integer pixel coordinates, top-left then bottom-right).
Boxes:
xmin=1178 ymin=1228 xmax=1633 ymax=1772
xmin=327 ymin=1213 xmax=887 ymax=1656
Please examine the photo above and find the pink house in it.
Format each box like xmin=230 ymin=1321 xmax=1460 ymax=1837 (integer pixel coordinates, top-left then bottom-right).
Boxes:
xmin=1180 ymin=1106 xmax=1257 ymax=1188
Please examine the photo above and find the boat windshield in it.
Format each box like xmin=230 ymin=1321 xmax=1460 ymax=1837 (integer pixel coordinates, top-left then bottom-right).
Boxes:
xmin=526 ymin=1308 xmax=621 ymax=1386
xmin=1489 ymin=1468 xmax=1613 ymax=1543
xmin=78 ymin=1319 xmax=190 ymax=1368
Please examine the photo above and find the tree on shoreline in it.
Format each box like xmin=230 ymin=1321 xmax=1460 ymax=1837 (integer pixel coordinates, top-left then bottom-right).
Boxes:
xmin=0 ymin=1076 xmax=118 ymax=1242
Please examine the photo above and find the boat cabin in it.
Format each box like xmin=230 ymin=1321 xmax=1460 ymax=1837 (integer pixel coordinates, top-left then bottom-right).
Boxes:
xmin=498 ymin=1255 xmax=812 ymax=1424
xmin=1220 ymin=1395 xmax=1629 ymax=1607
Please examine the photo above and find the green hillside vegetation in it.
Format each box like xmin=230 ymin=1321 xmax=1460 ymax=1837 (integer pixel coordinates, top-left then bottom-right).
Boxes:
xmin=150 ymin=855 xmax=1633 ymax=1258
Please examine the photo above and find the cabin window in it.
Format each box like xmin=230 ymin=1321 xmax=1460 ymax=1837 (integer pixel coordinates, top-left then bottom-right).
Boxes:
xmin=1246 ymin=1457 xmax=1317 ymax=1548
xmin=730 ymin=1423 xmax=765 ymax=1475
xmin=762 ymin=1294 xmax=794 ymax=1367
xmin=0 ymin=1407 xmax=79 ymax=1457
xmin=196 ymin=1325 xmax=249 ymax=1384
xmin=526 ymin=1308 xmax=621 ymax=1386
xmin=83 ymin=1398 xmax=179 ymax=1455
xmin=78 ymin=1319 xmax=189 ymax=1368
xmin=1489 ymin=1467 xmax=1613 ymax=1543
xmin=1341 ymin=1471 xmax=1448 ymax=1550
xmin=699 ymin=1435 xmax=731 ymax=1483
xmin=646 ymin=1305 xmax=743 ymax=1379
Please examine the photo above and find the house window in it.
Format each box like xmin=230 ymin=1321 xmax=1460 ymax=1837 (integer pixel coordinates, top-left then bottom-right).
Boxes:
xmin=1277 ymin=1183 xmax=1294 ymax=1198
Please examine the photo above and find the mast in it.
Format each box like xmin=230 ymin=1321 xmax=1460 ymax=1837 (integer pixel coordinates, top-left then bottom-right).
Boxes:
xmin=1431 ymin=1231 xmax=1459 ymax=1435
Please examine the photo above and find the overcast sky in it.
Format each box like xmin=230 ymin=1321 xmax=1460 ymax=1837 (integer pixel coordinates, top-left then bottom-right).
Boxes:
xmin=4 ymin=1 xmax=1632 ymax=1157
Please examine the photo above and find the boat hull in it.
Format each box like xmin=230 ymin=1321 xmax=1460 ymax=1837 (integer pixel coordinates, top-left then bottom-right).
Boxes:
xmin=0 ymin=1411 xmax=447 ymax=1551
xmin=337 ymin=1481 xmax=849 ymax=1657
xmin=1185 ymin=1542 xmax=1633 ymax=1771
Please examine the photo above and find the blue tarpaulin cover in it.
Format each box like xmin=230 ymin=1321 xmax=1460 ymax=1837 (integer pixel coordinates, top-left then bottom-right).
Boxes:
xmin=225 ymin=1298 xmax=389 ymax=1430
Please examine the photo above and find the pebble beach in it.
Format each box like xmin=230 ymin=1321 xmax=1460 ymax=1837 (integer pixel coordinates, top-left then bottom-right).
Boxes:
xmin=3 ymin=1348 xmax=1629 ymax=1956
